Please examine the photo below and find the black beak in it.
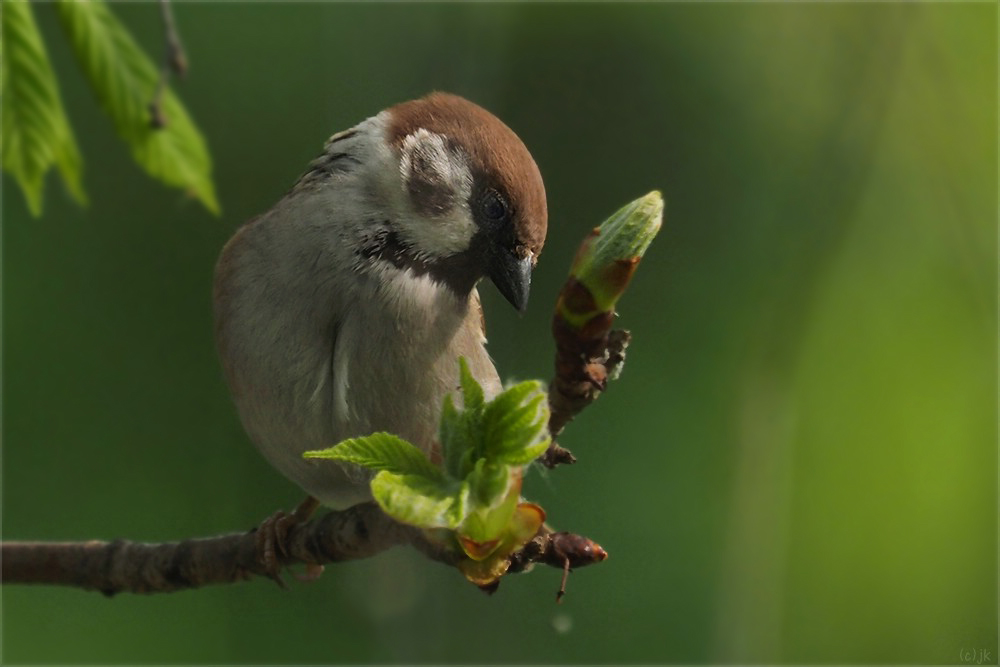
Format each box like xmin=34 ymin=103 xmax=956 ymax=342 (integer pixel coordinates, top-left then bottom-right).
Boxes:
xmin=489 ymin=248 xmax=532 ymax=314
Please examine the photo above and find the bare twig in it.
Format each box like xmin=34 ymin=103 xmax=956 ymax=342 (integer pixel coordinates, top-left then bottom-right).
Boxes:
xmin=1 ymin=504 xmax=432 ymax=595
xmin=149 ymin=0 xmax=187 ymax=128
xmin=1 ymin=504 xmax=603 ymax=598
xmin=159 ymin=0 xmax=188 ymax=77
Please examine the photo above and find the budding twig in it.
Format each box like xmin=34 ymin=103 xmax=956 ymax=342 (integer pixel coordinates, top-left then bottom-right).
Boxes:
xmin=543 ymin=192 xmax=664 ymax=467
xmin=505 ymin=528 xmax=608 ymax=601
xmin=0 ymin=504 xmax=605 ymax=598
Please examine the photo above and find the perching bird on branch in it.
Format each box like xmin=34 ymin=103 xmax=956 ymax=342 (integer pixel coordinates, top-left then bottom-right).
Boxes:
xmin=213 ymin=93 xmax=547 ymax=510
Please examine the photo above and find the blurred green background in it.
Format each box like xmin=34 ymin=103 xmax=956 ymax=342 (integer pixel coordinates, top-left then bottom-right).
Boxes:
xmin=3 ymin=3 xmax=996 ymax=664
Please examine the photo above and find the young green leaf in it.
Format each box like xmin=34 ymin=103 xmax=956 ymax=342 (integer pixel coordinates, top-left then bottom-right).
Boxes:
xmin=439 ymin=394 xmax=461 ymax=476
xmin=458 ymin=357 xmax=485 ymax=412
xmin=496 ymin=437 xmax=551 ymax=466
xmin=55 ymin=0 xmax=219 ymax=214
xmin=370 ymin=471 xmax=464 ymax=529
xmin=445 ymin=480 xmax=472 ymax=528
xmin=465 ymin=458 xmax=513 ymax=507
xmin=491 ymin=392 xmax=547 ymax=448
xmin=1 ymin=0 xmax=86 ymax=216
xmin=439 ymin=394 xmax=478 ymax=479
xmin=483 ymin=381 xmax=541 ymax=432
xmin=303 ymin=432 xmax=442 ymax=481
xmin=481 ymin=380 xmax=549 ymax=462
xmin=458 ymin=483 xmax=520 ymax=545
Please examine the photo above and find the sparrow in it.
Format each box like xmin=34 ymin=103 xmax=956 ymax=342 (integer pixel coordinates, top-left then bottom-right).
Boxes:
xmin=213 ymin=92 xmax=548 ymax=514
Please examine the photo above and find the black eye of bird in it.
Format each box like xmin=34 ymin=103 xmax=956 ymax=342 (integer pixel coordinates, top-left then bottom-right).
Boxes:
xmin=482 ymin=189 xmax=509 ymax=222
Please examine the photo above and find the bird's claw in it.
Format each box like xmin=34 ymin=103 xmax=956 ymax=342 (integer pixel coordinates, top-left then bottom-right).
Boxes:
xmin=253 ymin=496 xmax=321 ymax=588
xmin=255 ymin=510 xmax=295 ymax=588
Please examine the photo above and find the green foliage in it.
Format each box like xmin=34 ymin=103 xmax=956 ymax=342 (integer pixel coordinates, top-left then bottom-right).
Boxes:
xmin=481 ymin=383 xmax=550 ymax=465
xmin=465 ymin=458 xmax=510 ymax=507
xmin=304 ymin=432 xmax=443 ymax=481
xmin=458 ymin=357 xmax=485 ymax=411
xmin=370 ymin=473 xmax=468 ymax=530
xmin=458 ymin=477 xmax=520 ymax=543
xmin=1 ymin=0 xmax=218 ymax=216
xmin=1 ymin=0 xmax=86 ymax=216
xmin=439 ymin=357 xmax=550 ymax=479
xmin=55 ymin=0 xmax=219 ymax=214
xmin=305 ymin=433 xmax=464 ymax=528
xmin=303 ymin=358 xmax=551 ymax=546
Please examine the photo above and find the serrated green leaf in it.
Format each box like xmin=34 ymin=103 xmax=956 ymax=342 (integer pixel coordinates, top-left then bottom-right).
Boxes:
xmin=303 ymin=432 xmax=442 ymax=481
xmin=458 ymin=357 xmax=485 ymax=412
xmin=1 ymin=0 xmax=86 ymax=216
xmin=458 ymin=448 xmax=476 ymax=479
xmin=438 ymin=360 xmax=550 ymax=491
xmin=492 ymin=392 xmax=547 ymax=444
xmin=439 ymin=394 xmax=470 ymax=479
xmin=55 ymin=0 xmax=219 ymax=214
xmin=445 ymin=480 xmax=471 ymax=528
xmin=496 ymin=437 xmax=550 ymax=466
xmin=484 ymin=381 xmax=540 ymax=426
xmin=481 ymin=380 xmax=549 ymax=461
xmin=465 ymin=458 xmax=513 ymax=507
xmin=370 ymin=471 xmax=464 ymax=529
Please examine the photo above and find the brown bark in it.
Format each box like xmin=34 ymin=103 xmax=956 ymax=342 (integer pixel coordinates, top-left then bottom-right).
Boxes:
xmin=1 ymin=503 xmax=605 ymax=597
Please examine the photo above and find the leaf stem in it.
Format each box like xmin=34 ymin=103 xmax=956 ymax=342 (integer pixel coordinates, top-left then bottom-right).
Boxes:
xmin=150 ymin=0 xmax=187 ymax=128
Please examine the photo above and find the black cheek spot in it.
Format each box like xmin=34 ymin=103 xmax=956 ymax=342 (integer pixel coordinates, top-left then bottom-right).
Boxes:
xmin=406 ymin=148 xmax=456 ymax=217
xmin=408 ymin=176 xmax=454 ymax=217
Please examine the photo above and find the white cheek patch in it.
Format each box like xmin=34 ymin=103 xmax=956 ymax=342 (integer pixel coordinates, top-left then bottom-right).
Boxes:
xmin=397 ymin=129 xmax=475 ymax=258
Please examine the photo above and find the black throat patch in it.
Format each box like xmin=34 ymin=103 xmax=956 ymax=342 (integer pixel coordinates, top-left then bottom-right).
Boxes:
xmin=357 ymin=225 xmax=485 ymax=299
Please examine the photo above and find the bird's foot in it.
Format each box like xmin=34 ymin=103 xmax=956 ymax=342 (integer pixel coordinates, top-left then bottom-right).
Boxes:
xmin=254 ymin=496 xmax=321 ymax=588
